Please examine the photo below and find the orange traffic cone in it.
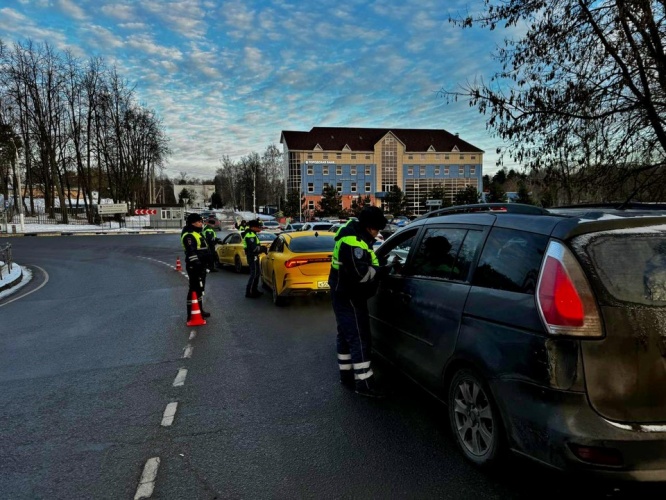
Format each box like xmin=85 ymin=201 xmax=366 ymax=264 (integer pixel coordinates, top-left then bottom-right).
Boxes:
xmin=187 ymin=291 xmax=207 ymax=326
xmin=175 ymin=257 xmax=182 ymax=272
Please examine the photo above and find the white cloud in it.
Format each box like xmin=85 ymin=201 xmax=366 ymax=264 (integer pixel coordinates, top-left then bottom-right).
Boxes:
xmin=57 ymin=0 xmax=88 ymax=21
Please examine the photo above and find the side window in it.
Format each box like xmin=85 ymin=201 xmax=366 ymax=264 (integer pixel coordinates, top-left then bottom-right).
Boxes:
xmin=452 ymin=230 xmax=484 ymax=281
xmin=231 ymin=234 xmax=241 ymax=244
xmin=269 ymin=237 xmax=283 ymax=253
xmin=409 ymin=228 xmax=467 ymax=280
xmin=376 ymin=228 xmax=419 ymax=274
xmin=472 ymin=228 xmax=548 ymax=294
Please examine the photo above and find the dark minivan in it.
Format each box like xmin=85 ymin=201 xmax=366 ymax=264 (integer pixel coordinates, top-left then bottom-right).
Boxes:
xmin=370 ymin=203 xmax=666 ymax=481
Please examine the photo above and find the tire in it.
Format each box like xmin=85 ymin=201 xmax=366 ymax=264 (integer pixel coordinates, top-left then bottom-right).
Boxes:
xmin=234 ymin=254 xmax=242 ymax=273
xmin=448 ymin=368 xmax=504 ymax=467
xmin=272 ymin=272 xmax=287 ymax=306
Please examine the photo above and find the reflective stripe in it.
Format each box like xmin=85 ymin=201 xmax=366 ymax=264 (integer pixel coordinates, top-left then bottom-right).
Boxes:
xmin=331 ymin=234 xmax=379 ymax=270
xmin=352 ymin=361 xmax=371 ymax=369
xmin=337 ymin=353 xmax=352 ymax=360
xmin=355 ymin=369 xmax=374 ymax=381
xmin=359 ymin=267 xmax=376 ymax=283
xmin=338 ymin=364 xmax=352 ymax=371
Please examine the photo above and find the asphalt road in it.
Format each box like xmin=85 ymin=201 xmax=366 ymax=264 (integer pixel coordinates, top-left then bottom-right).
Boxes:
xmin=0 ymin=233 xmax=662 ymax=499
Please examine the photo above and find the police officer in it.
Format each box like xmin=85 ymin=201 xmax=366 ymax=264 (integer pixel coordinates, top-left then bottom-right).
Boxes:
xmin=181 ymin=213 xmax=211 ymax=320
xmin=202 ymin=218 xmax=221 ymax=272
xmin=235 ymin=219 xmax=248 ymax=234
xmin=328 ymin=206 xmax=389 ymax=398
xmin=244 ymin=219 xmax=267 ymax=298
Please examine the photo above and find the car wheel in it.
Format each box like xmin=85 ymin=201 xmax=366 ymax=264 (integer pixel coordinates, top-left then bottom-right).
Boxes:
xmin=234 ymin=254 xmax=242 ymax=273
xmin=448 ymin=368 xmax=503 ymax=467
xmin=272 ymin=272 xmax=286 ymax=306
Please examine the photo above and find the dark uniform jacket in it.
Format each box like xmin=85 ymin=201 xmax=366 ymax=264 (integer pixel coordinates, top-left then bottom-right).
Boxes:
xmin=328 ymin=221 xmax=381 ymax=299
xmin=181 ymin=224 xmax=209 ymax=268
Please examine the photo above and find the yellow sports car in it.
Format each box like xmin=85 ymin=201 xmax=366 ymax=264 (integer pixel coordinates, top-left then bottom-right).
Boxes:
xmin=260 ymin=230 xmax=336 ymax=306
xmin=215 ymin=231 xmax=277 ymax=273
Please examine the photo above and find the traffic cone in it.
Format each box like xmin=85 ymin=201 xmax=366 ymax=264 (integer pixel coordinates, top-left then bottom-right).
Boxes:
xmin=187 ymin=291 xmax=207 ymax=326
xmin=175 ymin=257 xmax=182 ymax=272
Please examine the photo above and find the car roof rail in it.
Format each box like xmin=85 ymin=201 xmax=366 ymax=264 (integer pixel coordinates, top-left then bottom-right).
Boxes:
xmin=552 ymin=202 xmax=666 ymax=211
xmin=420 ymin=203 xmax=550 ymax=219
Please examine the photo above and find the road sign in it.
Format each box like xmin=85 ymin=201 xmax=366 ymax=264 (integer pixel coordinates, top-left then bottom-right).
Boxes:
xmin=425 ymin=200 xmax=443 ymax=206
xmin=97 ymin=203 xmax=128 ymax=215
xmin=134 ymin=209 xmax=157 ymax=215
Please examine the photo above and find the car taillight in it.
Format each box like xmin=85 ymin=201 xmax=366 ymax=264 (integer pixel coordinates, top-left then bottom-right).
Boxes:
xmin=284 ymin=257 xmax=331 ymax=268
xmin=536 ymin=240 xmax=603 ymax=338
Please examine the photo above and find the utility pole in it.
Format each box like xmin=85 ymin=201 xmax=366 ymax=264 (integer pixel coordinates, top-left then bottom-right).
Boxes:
xmin=253 ymin=165 xmax=257 ymax=218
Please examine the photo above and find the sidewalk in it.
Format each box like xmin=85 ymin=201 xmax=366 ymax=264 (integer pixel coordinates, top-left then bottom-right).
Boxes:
xmin=0 ymin=259 xmax=27 ymax=298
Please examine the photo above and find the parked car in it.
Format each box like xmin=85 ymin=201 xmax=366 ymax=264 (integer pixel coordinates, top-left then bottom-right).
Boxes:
xmin=260 ymin=220 xmax=282 ymax=232
xmin=282 ymin=222 xmax=304 ymax=232
xmin=260 ymin=230 xmax=336 ymax=306
xmin=300 ymin=222 xmax=335 ymax=232
xmin=371 ymin=202 xmax=666 ymax=480
xmin=215 ymin=231 xmax=276 ymax=272
xmin=389 ymin=215 xmax=411 ymax=227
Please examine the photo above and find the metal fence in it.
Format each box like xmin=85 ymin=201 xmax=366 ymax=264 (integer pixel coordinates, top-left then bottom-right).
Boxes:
xmin=0 ymin=243 xmax=12 ymax=280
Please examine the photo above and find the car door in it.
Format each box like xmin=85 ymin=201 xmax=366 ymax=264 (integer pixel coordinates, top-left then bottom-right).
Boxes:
xmin=218 ymin=233 xmax=238 ymax=264
xmin=262 ymin=236 xmax=284 ymax=286
xmin=375 ymin=224 xmax=488 ymax=389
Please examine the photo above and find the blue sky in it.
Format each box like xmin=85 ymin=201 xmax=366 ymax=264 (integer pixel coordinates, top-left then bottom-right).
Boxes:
xmin=0 ymin=0 xmax=517 ymax=179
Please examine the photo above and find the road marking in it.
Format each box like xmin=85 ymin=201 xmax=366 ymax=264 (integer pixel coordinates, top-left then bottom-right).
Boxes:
xmin=173 ymin=368 xmax=187 ymax=387
xmin=134 ymin=457 xmax=160 ymax=499
xmin=161 ymin=402 xmax=178 ymax=426
xmin=0 ymin=265 xmax=48 ymax=308
xmin=183 ymin=345 xmax=193 ymax=358
xmin=188 ymin=331 xmax=196 ymax=340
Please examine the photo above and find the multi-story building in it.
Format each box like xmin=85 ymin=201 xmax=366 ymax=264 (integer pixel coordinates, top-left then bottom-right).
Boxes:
xmin=280 ymin=127 xmax=483 ymax=216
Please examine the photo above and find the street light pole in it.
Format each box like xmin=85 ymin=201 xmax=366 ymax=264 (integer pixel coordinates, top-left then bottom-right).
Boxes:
xmin=9 ymin=137 xmax=24 ymax=232
xmin=253 ymin=166 xmax=257 ymax=219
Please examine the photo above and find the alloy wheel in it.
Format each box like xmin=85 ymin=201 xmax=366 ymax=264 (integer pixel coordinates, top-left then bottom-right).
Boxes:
xmin=452 ymin=377 xmax=495 ymax=457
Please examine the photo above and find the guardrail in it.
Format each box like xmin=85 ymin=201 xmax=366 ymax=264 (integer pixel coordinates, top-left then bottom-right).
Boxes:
xmin=0 ymin=243 xmax=12 ymax=280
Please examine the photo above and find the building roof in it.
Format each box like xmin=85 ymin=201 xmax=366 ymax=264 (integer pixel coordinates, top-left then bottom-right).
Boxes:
xmin=280 ymin=127 xmax=484 ymax=154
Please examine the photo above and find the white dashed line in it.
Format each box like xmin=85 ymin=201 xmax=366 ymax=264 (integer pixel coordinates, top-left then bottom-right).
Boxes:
xmin=183 ymin=345 xmax=193 ymax=358
xmin=161 ymin=402 xmax=178 ymax=427
xmin=134 ymin=457 xmax=160 ymax=499
xmin=172 ymin=368 xmax=188 ymax=387
xmin=188 ymin=331 xmax=196 ymax=340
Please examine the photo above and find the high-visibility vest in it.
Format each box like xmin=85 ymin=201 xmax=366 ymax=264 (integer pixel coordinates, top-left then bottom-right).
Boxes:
xmin=238 ymin=225 xmax=248 ymax=233
xmin=332 ymin=235 xmax=378 ymax=270
xmin=181 ymin=231 xmax=204 ymax=249
xmin=243 ymin=231 xmax=259 ymax=249
xmin=203 ymin=226 xmax=216 ymax=240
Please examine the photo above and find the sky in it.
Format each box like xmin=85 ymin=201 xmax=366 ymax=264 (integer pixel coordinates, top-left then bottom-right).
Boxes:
xmin=0 ymin=0 xmax=518 ymax=180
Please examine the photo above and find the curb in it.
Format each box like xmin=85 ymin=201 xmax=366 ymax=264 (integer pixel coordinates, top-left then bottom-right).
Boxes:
xmin=1 ymin=230 xmax=182 ymax=238
xmin=0 ymin=265 xmax=23 ymax=293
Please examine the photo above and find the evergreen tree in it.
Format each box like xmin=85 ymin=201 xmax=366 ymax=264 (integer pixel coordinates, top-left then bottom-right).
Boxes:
xmin=515 ymin=182 xmax=534 ymax=205
xmin=454 ymin=185 xmax=480 ymax=205
xmin=316 ymin=185 xmax=342 ymax=217
xmin=283 ymin=190 xmax=304 ymax=218
xmin=486 ymin=183 xmax=507 ymax=203
xmin=384 ymin=185 xmax=408 ymax=215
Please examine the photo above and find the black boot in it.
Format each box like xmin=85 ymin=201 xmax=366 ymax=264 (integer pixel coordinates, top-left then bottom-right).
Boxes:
xmin=354 ymin=378 xmax=387 ymax=399
xmin=199 ymin=298 xmax=211 ymax=318
xmin=340 ymin=371 xmax=354 ymax=389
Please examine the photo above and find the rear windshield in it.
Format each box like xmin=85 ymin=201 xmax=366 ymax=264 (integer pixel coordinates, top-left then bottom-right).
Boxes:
xmin=288 ymin=235 xmax=336 ymax=253
xmin=575 ymin=227 xmax=666 ymax=305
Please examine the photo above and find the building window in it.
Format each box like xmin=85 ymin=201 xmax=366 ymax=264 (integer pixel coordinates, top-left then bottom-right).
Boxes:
xmin=323 ymin=167 xmax=329 ymax=175
xmin=307 ymin=153 xmax=313 ymax=159
xmin=307 ymin=183 xmax=314 ymax=193
xmin=408 ymin=155 xmax=413 ymax=160
xmin=459 ymin=155 xmax=464 ymax=160
xmin=365 ymin=154 xmax=370 ymax=160
xmin=365 ymin=182 xmax=371 ymax=192
xmin=445 ymin=155 xmax=450 ymax=160
xmin=351 ymin=182 xmax=357 ymax=192
xmin=459 ymin=166 xmax=465 ymax=175
xmin=351 ymin=154 xmax=356 ymax=160
xmin=307 ymin=166 xmax=313 ymax=175
xmin=407 ymin=167 xmax=413 ymax=175
xmin=420 ymin=166 xmax=426 ymax=176
xmin=420 ymin=154 xmax=426 ymax=160
xmin=323 ymin=154 xmax=329 ymax=159
xmin=350 ymin=167 xmax=357 ymax=175
xmin=336 ymin=153 xmax=342 ymax=159
xmin=336 ymin=166 xmax=342 ymax=175
xmin=323 ymin=182 xmax=330 ymax=190
xmin=470 ymin=166 xmax=476 ymax=175
xmin=308 ymin=200 xmax=315 ymax=210
xmin=471 ymin=155 xmax=476 ymax=160
xmin=365 ymin=167 xmax=371 ymax=175
xmin=444 ymin=167 xmax=450 ymax=175
xmin=436 ymin=154 xmax=441 ymax=160
xmin=435 ymin=167 xmax=441 ymax=175
xmin=337 ymin=182 xmax=342 ymax=193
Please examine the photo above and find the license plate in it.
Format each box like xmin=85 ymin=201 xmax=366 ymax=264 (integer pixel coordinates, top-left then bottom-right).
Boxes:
xmin=317 ymin=281 xmax=330 ymax=289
